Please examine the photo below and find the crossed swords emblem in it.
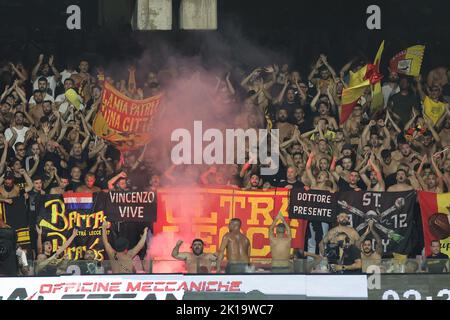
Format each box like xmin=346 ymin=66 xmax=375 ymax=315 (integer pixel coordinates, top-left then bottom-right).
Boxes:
xmin=337 ymin=193 xmax=414 ymax=243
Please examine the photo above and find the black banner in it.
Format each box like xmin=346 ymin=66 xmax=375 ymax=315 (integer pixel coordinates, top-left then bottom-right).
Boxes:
xmin=337 ymin=191 xmax=417 ymax=255
xmin=0 ymin=196 xmax=31 ymax=251
xmin=289 ymin=188 xmax=337 ymax=223
xmin=37 ymin=194 xmax=107 ymax=260
xmin=95 ymin=191 xmax=156 ymax=223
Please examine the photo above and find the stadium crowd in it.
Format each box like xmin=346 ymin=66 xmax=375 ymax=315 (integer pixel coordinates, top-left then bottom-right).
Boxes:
xmin=0 ymin=49 xmax=449 ymax=276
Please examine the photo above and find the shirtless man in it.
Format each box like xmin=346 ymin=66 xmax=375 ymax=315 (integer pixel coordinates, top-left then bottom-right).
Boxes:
xmin=217 ymin=218 xmax=251 ymax=274
xmin=359 ymin=157 xmax=385 ymax=191
xmin=269 ymin=212 xmax=292 ymax=272
xmin=172 ymin=239 xmax=217 ymax=274
xmin=358 ymin=221 xmax=382 ymax=273
xmin=319 ymin=213 xmax=360 ymax=255
xmin=274 ymin=108 xmax=295 ymax=143
xmin=101 ymin=220 xmax=148 ymax=274
xmin=306 ymin=152 xmax=335 ymax=191
xmin=438 ymin=114 xmax=450 ymax=148
xmin=50 ymin=175 xmax=70 ymax=194
xmin=387 ymin=169 xmax=414 ymax=192
xmin=377 ymin=149 xmax=400 ymax=177
xmin=76 ymin=173 xmax=102 ymax=192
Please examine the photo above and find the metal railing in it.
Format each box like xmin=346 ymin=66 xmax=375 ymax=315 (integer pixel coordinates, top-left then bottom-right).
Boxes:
xmin=11 ymin=257 xmax=449 ymax=276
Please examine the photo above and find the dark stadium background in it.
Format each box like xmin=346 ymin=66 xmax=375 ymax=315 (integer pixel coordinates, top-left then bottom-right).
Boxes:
xmin=0 ymin=0 xmax=449 ymax=78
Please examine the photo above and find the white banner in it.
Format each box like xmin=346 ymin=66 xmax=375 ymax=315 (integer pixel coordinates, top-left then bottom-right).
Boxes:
xmin=0 ymin=274 xmax=367 ymax=300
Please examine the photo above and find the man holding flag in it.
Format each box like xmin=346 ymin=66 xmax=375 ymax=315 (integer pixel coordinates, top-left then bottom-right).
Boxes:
xmin=339 ymin=41 xmax=385 ymax=125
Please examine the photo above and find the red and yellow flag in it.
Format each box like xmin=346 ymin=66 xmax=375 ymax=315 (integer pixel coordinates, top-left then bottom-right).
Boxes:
xmin=418 ymin=191 xmax=450 ymax=257
xmin=93 ymin=82 xmax=164 ymax=151
xmin=339 ymin=79 xmax=371 ymax=124
xmin=371 ymin=40 xmax=385 ymax=112
xmin=389 ymin=45 xmax=425 ymax=77
xmin=339 ymin=41 xmax=384 ymax=124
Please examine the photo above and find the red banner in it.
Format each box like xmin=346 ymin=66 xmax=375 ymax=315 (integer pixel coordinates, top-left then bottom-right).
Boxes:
xmin=153 ymin=187 xmax=307 ymax=261
xmin=93 ymin=82 xmax=164 ymax=151
xmin=418 ymin=191 xmax=450 ymax=257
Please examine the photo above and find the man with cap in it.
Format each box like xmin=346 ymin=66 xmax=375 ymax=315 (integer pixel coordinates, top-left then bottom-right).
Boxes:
xmin=172 ymin=239 xmax=217 ymax=273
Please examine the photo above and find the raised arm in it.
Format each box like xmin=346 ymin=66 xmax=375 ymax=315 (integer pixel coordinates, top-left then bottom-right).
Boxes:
xmin=172 ymin=240 xmax=189 ymax=260
xmin=19 ymin=169 xmax=33 ymax=193
xmin=101 ymin=220 xmax=115 ymax=258
xmin=308 ymin=56 xmax=323 ymax=82
xmin=128 ymin=227 xmax=148 ymax=257
xmin=9 ymin=63 xmax=27 ymax=82
xmin=306 ymin=151 xmax=317 ymax=186
xmin=431 ymin=152 xmax=444 ymax=179
xmin=55 ymin=228 xmax=78 ymax=256
xmin=274 ymin=78 xmax=289 ymax=105
xmin=321 ymin=55 xmax=337 ymax=80
xmin=379 ymin=122 xmax=391 ymax=150
xmin=424 ymin=115 xmax=441 ymax=143
xmin=361 ymin=120 xmax=374 ymax=148
xmin=415 ymin=74 xmax=426 ymax=102
xmin=385 ymin=110 xmax=402 ymax=134
xmin=48 ymin=55 xmax=61 ymax=82
xmin=310 ymin=86 xmax=321 ymax=112
xmin=329 ymin=156 xmax=341 ymax=182
xmin=369 ymin=157 xmax=385 ymax=191
xmin=225 ymin=72 xmax=236 ymax=96
xmin=339 ymin=58 xmax=356 ymax=83
xmin=404 ymin=108 xmax=418 ymax=131
xmin=31 ymin=54 xmax=44 ymax=82
xmin=358 ymin=162 xmax=371 ymax=189
xmin=36 ymin=225 xmax=43 ymax=255
xmin=0 ymin=139 xmax=8 ymax=176
xmin=240 ymin=68 xmax=260 ymax=91
xmin=108 ymin=171 xmax=127 ymax=190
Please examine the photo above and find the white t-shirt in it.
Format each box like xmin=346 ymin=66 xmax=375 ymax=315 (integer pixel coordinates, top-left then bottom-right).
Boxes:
xmin=29 ymin=93 xmax=54 ymax=105
xmin=4 ymin=126 xmax=30 ymax=150
xmin=33 ymin=75 xmax=57 ymax=97
xmin=60 ymin=69 xmax=78 ymax=84
xmin=382 ymin=83 xmax=400 ymax=108
xmin=55 ymin=93 xmax=85 ymax=118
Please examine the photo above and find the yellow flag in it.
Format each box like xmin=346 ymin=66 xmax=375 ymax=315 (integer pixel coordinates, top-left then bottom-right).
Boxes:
xmin=424 ymin=96 xmax=447 ymax=124
xmin=371 ymin=41 xmax=385 ymax=112
xmin=349 ymin=65 xmax=367 ymax=87
xmin=390 ymin=45 xmax=425 ymax=77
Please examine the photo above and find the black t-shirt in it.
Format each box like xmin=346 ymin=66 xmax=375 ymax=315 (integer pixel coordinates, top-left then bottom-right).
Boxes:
xmin=43 ymin=174 xmax=59 ymax=193
xmin=42 ymin=151 xmax=63 ymax=173
xmin=66 ymin=180 xmax=83 ymax=192
xmin=105 ymin=145 xmax=121 ymax=163
xmin=278 ymin=180 xmax=305 ymax=189
xmin=340 ymin=245 xmax=362 ymax=274
xmin=127 ymin=166 xmax=150 ymax=191
xmin=388 ymin=92 xmax=419 ymax=127
xmin=25 ymin=156 xmax=45 ymax=178
xmin=295 ymin=120 xmax=313 ymax=134
xmin=281 ymin=101 xmax=301 ymax=117
xmin=426 ymin=253 xmax=449 ymax=273
xmin=68 ymin=149 xmax=89 ymax=174
xmin=13 ymin=175 xmax=27 ymax=193
xmin=338 ymin=177 xmax=366 ymax=192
